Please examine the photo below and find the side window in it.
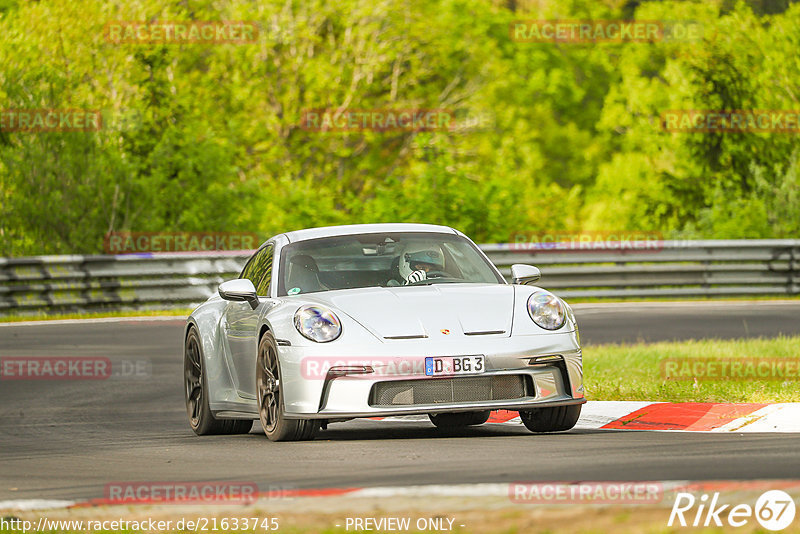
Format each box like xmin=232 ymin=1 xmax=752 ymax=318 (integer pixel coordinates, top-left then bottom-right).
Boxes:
xmin=240 ymin=251 xmax=260 ymax=283
xmin=239 ymin=243 xmax=274 ymax=296
xmin=254 ymin=244 xmax=275 ymax=296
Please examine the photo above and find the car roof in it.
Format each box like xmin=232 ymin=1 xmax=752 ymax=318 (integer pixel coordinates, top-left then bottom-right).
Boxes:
xmin=282 ymin=223 xmax=459 ymax=243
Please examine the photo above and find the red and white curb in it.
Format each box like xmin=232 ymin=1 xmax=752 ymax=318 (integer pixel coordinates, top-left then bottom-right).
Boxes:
xmin=579 ymin=401 xmax=800 ymax=432
xmin=371 ymin=401 xmax=800 ymax=432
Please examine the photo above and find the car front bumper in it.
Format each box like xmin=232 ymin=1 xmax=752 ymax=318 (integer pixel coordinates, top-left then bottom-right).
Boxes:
xmin=278 ymin=331 xmax=583 ymax=419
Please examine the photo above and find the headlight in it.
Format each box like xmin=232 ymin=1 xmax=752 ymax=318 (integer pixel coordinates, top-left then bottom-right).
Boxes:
xmin=527 ymin=291 xmax=566 ymax=330
xmin=293 ymin=305 xmax=342 ymax=342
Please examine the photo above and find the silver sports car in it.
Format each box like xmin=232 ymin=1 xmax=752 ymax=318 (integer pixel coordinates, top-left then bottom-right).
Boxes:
xmin=184 ymin=223 xmax=584 ymax=441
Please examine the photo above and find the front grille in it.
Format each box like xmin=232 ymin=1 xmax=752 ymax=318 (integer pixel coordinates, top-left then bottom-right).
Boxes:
xmin=369 ymin=375 xmax=531 ymax=407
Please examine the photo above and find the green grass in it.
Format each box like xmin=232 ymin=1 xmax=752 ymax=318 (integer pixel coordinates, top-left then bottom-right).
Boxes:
xmin=584 ymin=335 xmax=800 ymax=402
xmin=0 ymin=309 xmax=192 ymax=322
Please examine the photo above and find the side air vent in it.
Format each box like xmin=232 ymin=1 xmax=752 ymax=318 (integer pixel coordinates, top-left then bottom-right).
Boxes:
xmin=464 ymin=330 xmax=506 ymax=336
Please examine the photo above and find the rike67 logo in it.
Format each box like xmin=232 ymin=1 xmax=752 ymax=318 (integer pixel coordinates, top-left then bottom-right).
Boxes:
xmin=669 ymin=490 xmax=796 ymax=531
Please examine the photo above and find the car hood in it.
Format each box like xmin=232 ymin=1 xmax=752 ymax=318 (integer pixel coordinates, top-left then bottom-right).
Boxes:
xmin=304 ymin=284 xmax=515 ymax=340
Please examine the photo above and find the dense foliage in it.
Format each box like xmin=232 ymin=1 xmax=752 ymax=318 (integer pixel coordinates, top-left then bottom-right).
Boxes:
xmin=0 ymin=0 xmax=798 ymax=255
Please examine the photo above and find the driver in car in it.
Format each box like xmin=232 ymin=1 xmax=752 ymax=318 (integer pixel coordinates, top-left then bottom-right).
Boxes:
xmin=399 ymin=245 xmax=446 ymax=285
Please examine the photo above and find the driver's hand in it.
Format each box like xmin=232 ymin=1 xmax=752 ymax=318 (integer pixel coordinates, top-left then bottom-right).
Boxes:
xmin=404 ymin=270 xmax=427 ymax=285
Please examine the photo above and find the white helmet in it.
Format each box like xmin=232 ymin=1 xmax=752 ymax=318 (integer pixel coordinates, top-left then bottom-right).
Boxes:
xmin=398 ymin=243 xmax=445 ymax=281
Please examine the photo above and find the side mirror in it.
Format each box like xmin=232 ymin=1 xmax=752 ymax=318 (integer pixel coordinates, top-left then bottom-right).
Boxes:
xmin=218 ymin=279 xmax=259 ymax=309
xmin=511 ymin=264 xmax=541 ymax=285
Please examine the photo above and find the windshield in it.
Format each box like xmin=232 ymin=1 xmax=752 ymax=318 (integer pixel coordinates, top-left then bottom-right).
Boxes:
xmin=277 ymin=232 xmax=504 ymax=296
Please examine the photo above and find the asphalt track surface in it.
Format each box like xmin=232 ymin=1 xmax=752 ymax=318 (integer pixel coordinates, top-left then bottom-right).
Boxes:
xmin=1 ymin=302 xmax=799 ymax=502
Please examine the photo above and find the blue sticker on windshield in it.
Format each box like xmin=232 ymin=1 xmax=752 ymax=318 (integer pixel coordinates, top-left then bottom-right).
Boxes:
xmin=288 ymin=287 xmax=301 ymax=295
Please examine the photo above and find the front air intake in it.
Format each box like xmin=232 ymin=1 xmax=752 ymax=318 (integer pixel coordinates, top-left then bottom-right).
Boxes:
xmin=369 ymin=375 xmax=531 ymax=407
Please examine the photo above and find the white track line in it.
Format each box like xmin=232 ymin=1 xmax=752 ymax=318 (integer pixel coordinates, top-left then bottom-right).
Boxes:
xmin=0 ymin=316 xmax=186 ymax=327
xmin=0 ymin=500 xmax=76 ymax=511
xmin=572 ymin=300 xmax=800 ymax=311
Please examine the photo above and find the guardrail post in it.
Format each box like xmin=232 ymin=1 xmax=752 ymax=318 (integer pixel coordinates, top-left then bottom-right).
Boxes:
xmin=791 ymin=243 xmax=799 ymax=296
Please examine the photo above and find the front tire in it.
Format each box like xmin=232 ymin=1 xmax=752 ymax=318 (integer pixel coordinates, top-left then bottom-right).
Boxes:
xmin=257 ymin=331 xmax=318 ymax=442
xmin=184 ymin=326 xmax=252 ymax=435
xmin=429 ymin=410 xmax=491 ymax=428
xmin=520 ymin=404 xmax=581 ymax=433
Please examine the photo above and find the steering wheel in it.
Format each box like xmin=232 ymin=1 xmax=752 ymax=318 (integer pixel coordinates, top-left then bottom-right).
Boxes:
xmin=405 ymin=271 xmax=460 ymax=285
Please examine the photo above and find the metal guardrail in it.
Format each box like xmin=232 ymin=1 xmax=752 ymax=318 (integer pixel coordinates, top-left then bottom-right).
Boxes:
xmin=486 ymin=239 xmax=800 ymax=299
xmin=1 ymin=240 xmax=798 ymax=315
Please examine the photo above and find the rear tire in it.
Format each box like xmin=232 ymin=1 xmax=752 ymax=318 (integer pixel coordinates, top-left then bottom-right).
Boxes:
xmin=520 ymin=404 xmax=581 ymax=433
xmin=429 ymin=410 xmax=491 ymax=428
xmin=184 ymin=326 xmax=252 ymax=435
xmin=257 ymin=331 xmax=318 ymax=442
